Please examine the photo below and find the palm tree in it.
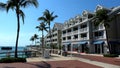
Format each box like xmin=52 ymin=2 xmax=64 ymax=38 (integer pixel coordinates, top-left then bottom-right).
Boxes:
xmin=0 ymin=0 xmax=38 ymax=58
xmin=30 ymin=36 xmax=35 ymax=45
xmin=36 ymin=22 xmax=48 ymax=57
xmin=33 ymin=34 xmax=39 ymax=45
xmin=38 ymin=9 xmax=58 ymax=49
xmin=92 ymin=9 xmax=114 ymax=54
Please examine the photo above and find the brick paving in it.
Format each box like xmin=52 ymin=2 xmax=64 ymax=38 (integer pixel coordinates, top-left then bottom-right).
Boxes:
xmin=0 ymin=54 xmax=119 ymax=68
xmin=72 ymin=53 xmax=120 ymax=66
xmin=0 ymin=60 xmax=102 ymax=68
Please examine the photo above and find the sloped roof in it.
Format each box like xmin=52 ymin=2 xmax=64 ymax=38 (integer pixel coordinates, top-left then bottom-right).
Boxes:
xmin=108 ymin=6 xmax=120 ymax=17
xmin=53 ymin=23 xmax=64 ymax=30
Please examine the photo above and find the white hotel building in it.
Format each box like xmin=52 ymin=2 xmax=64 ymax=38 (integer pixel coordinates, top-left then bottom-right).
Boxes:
xmin=62 ymin=5 xmax=120 ymax=54
xmin=45 ymin=5 xmax=120 ymax=54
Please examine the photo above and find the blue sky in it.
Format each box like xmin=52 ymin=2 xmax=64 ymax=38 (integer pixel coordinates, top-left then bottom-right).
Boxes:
xmin=0 ymin=0 xmax=120 ymax=47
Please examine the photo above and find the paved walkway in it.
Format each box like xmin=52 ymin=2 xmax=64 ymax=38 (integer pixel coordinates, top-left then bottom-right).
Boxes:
xmin=0 ymin=54 xmax=119 ymax=68
xmin=0 ymin=60 xmax=102 ymax=68
xmin=72 ymin=53 xmax=120 ymax=66
xmin=27 ymin=54 xmax=120 ymax=68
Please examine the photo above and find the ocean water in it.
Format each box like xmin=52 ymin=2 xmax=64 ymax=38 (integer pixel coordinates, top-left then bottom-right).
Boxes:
xmin=0 ymin=46 xmax=26 ymax=58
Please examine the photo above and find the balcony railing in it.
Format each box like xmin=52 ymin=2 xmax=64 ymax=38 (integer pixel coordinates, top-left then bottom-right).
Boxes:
xmin=94 ymin=36 xmax=104 ymax=39
xmin=66 ymin=32 xmax=72 ymax=36
xmin=72 ymin=38 xmax=78 ymax=41
xmin=73 ymin=30 xmax=78 ymax=34
xmin=93 ymin=25 xmax=104 ymax=31
xmin=79 ymin=37 xmax=87 ymax=40
xmin=79 ymin=28 xmax=87 ymax=32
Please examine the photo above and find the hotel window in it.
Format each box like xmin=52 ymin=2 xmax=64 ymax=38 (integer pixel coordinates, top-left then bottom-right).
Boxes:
xmin=88 ymin=14 xmax=94 ymax=19
xmin=73 ymin=35 xmax=78 ymax=39
xmin=67 ymin=29 xmax=71 ymax=33
xmin=94 ymin=31 xmax=104 ymax=37
xmin=63 ymin=37 xmax=66 ymax=40
xmin=55 ymin=39 xmax=57 ymax=41
xmin=80 ymin=33 xmax=87 ymax=38
xmin=79 ymin=18 xmax=82 ymax=22
xmin=63 ymin=30 xmax=66 ymax=34
xmin=80 ymin=24 xmax=87 ymax=29
xmin=67 ymin=36 xmax=71 ymax=40
xmin=73 ymin=27 xmax=78 ymax=31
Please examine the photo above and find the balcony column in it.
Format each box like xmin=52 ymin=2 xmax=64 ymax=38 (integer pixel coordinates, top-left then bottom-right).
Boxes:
xmin=66 ymin=30 xmax=68 ymax=41
xmin=71 ymin=28 xmax=73 ymax=41
xmin=78 ymin=25 xmax=80 ymax=40
xmin=71 ymin=43 xmax=73 ymax=57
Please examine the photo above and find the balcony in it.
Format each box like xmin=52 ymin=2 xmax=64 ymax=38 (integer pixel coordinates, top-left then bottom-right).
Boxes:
xmin=79 ymin=37 xmax=87 ymax=40
xmin=79 ymin=28 xmax=87 ymax=32
xmin=62 ymin=34 xmax=66 ymax=37
xmin=53 ymin=30 xmax=57 ymax=34
xmin=62 ymin=40 xmax=67 ymax=42
xmin=94 ymin=36 xmax=104 ymax=39
xmin=52 ymin=36 xmax=57 ymax=39
xmin=72 ymin=30 xmax=78 ymax=34
xmin=66 ymin=32 xmax=72 ymax=36
xmin=72 ymin=38 xmax=78 ymax=41
xmin=93 ymin=25 xmax=104 ymax=31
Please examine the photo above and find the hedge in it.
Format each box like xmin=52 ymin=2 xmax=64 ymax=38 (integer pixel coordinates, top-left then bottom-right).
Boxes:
xmin=103 ymin=54 xmax=119 ymax=57
xmin=0 ymin=57 xmax=26 ymax=63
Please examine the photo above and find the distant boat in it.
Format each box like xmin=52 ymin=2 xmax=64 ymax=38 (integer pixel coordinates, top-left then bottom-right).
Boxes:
xmin=1 ymin=47 xmax=12 ymax=50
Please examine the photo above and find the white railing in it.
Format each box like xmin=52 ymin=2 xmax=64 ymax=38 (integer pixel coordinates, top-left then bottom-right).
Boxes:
xmin=94 ymin=36 xmax=104 ymax=39
xmin=66 ymin=32 xmax=72 ymax=36
xmin=79 ymin=28 xmax=87 ymax=32
xmin=79 ymin=37 xmax=87 ymax=40
xmin=72 ymin=38 xmax=79 ymax=41
xmin=93 ymin=25 xmax=104 ymax=31
xmin=72 ymin=30 xmax=78 ymax=34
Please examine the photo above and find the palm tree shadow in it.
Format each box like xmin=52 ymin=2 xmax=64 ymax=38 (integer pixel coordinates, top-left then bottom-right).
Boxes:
xmin=25 ymin=61 xmax=51 ymax=68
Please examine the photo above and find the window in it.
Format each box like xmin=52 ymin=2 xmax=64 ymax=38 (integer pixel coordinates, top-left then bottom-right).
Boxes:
xmin=67 ymin=29 xmax=71 ymax=33
xmin=73 ymin=27 xmax=78 ymax=31
xmin=80 ymin=33 xmax=87 ymax=37
xmin=88 ymin=14 xmax=94 ymax=18
xmin=73 ymin=35 xmax=78 ymax=39
xmin=94 ymin=31 xmax=104 ymax=36
xmin=80 ymin=24 xmax=87 ymax=29
xmin=63 ymin=37 xmax=66 ymax=40
xmin=67 ymin=36 xmax=71 ymax=40
xmin=63 ymin=30 xmax=66 ymax=34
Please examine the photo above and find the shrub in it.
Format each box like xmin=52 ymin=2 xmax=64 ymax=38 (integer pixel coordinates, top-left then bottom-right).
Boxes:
xmin=103 ymin=54 xmax=119 ymax=57
xmin=0 ymin=57 xmax=26 ymax=63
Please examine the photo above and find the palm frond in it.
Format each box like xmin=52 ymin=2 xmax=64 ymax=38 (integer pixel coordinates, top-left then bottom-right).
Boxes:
xmin=0 ymin=2 xmax=6 ymax=10
xmin=51 ymin=15 xmax=58 ymax=21
xmin=19 ymin=9 xmax=25 ymax=24
xmin=38 ymin=17 xmax=47 ymax=22
xmin=6 ymin=0 xmax=15 ymax=12
xmin=21 ymin=0 xmax=39 ymax=8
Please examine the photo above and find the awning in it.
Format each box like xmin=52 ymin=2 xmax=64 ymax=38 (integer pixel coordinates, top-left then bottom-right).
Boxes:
xmin=79 ymin=41 xmax=87 ymax=45
xmin=93 ymin=41 xmax=104 ymax=44
xmin=63 ymin=42 xmax=71 ymax=45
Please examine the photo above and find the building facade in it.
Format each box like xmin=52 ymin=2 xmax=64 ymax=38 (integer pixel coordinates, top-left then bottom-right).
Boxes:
xmin=45 ymin=23 xmax=63 ymax=49
xmin=62 ymin=5 xmax=120 ymax=54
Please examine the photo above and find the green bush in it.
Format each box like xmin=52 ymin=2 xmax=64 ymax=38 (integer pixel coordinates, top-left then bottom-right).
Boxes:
xmin=103 ymin=54 xmax=119 ymax=57
xmin=0 ymin=57 xmax=26 ymax=63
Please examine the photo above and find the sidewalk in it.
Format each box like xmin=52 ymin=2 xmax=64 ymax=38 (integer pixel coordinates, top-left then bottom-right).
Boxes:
xmin=69 ymin=52 xmax=120 ymax=66
xmin=0 ymin=54 xmax=119 ymax=68
xmin=27 ymin=54 xmax=120 ymax=68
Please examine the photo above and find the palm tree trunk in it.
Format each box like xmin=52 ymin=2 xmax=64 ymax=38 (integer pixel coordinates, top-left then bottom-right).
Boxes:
xmin=49 ymin=23 xmax=52 ymax=54
xmin=105 ymin=27 xmax=111 ymax=54
xmin=42 ymin=30 xmax=44 ymax=57
xmin=15 ymin=8 xmax=20 ymax=58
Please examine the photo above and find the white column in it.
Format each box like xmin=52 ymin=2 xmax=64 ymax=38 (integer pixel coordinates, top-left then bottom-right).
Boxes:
xmin=100 ymin=44 xmax=102 ymax=54
xmin=71 ymin=44 xmax=73 ymax=57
